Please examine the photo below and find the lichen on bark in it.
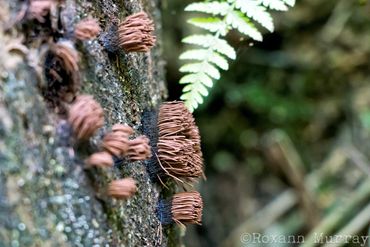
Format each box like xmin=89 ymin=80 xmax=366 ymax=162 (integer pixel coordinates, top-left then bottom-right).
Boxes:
xmin=0 ymin=0 xmax=178 ymax=246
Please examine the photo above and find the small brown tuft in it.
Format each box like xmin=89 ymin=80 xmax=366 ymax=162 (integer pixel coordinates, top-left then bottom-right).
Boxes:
xmin=74 ymin=18 xmax=101 ymax=41
xmin=171 ymin=191 xmax=203 ymax=225
xmin=108 ymin=178 xmax=137 ymax=199
xmin=158 ymin=136 xmax=203 ymax=178
xmin=68 ymin=95 xmax=104 ymax=140
xmin=158 ymin=101 xmax=200 ymax=141
xmin=117 ymin=11 xmax=156 ymax=52
xmin=111 ymin=124 xmax=134 ymax=134
xmin=85 ymin=152 xmax=113 ymax=168
xmin=42 ymin=41 xmax=80 ymax=114
xmin=28 ymin=0 xmax=53 ymax=23
xmin=157 ymin=101 xmax=204 ymax=179
xmin=101 ymin=124 xmax=133 ymax=157
xmin=127 ymin=136 xmax=151 ymax=161
xmin=50 ymin=41 xmax=79 ymax=77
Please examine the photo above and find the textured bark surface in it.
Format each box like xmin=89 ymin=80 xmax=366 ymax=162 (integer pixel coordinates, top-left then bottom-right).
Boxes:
xmin=0 ymin=0 xmax=177 ymax=246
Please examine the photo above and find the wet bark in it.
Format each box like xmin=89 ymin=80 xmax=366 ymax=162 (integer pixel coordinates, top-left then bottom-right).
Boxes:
xmin=0 ymin=0 xmax=177 ymax=246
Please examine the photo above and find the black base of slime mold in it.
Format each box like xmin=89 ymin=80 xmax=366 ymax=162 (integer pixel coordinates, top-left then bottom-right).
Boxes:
xmin=141 ymin=108 xmax=159 ymax=147
xmin=140 ymin=108 xmax=166 ymax=181
xmin=99 ymin=21 xmax=120 ymax=53
xmin=113 ymin=156 xmax=124 ymax=167
xmin=156 ymin=199 xmax=174 ymax=225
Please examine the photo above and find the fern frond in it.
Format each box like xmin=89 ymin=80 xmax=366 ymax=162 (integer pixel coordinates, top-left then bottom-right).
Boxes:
xmin=180 ymin=62 xmax=221 ymax=80
xmin=225 ymin=11 xmax=263 ymax=41
xmin=180 ymin=73 xmax=213 ymax=88
xmin=180 ymin=49 xmax=229 ymax=70
xmin=185 ymin=2 xmax=231 ymax=15
xmin=258 ymin=0 xmax=288 ymax=10
xmin=181 ymin=79 xmax=210 ymax=109
xmin=183 ymin=82 xmax=209 ymax=96
xmin=231 ymin=0 xmax=274 ymax=32
xmin=258 ymin=0 xmax=295 ymax=11
xmin=188 ymin=17 xmax=228 ymax=35
xmin=181 ymin=91 xmax=201 ymax=110
xmin=179 ymin=0 xmax=295 ymax=111
xmin=182 ymin=35 xmax=236 ymax=59
xmin=180 ymin=72 xmax=214 ymax=110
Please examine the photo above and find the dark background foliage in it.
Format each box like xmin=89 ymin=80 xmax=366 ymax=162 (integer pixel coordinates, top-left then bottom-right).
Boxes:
xmin=162 ymin=0 xmax=370 ymax=246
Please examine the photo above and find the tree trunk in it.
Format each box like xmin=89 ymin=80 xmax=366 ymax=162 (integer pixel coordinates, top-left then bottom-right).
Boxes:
xmin=0 ymin=0 xmax=177 ymax=246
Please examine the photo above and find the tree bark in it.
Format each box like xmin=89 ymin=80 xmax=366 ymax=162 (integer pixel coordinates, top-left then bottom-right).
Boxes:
xmin=0 ymin=0 xmax=176 ymax=246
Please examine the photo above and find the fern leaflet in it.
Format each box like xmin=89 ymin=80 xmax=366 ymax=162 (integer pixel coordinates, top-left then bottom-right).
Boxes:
xmin=179 ymin=0 xmax=295 ymax=112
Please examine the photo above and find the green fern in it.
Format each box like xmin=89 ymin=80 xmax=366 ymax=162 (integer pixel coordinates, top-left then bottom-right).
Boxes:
xmin=179 ymin=0 xmax=295 ymax=111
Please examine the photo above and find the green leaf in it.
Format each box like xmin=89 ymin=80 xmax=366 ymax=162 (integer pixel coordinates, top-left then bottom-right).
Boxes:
xmin=181 ymin=92 xmax=199 ymax=111
xmin=194 ymin=91 xmax=204 ymax=104
xmin=194 ymin=83 xmax=209 ymax=96
xmin=180 ymin=49 xmax=229 ymax=70
xmin=183 ymin=84 xmax=193 ymax=92
xmin=183 ymin=83 xmax=208 ymax=97
xmin=208 ymin=52 xmax=229 ymax=70
xmin=232 ymin=0 xmax=274 ymax=32
xmin=182 ymin=34 xmax=236 ymax=59
xmin=188 ymin=17 xmax=228 ymax=35
xmin=179 ymin=70 xmax=217 ymax=111
xmin=179 ymin=73 xmax=213 ymax=88
xmin=185 ymin=2 xmax=231 ymax=16
xmin=225 ymin=11 xmax=263 ymax=41
xmin=179 ymin=49 xmax=208 ymax=61
xmin=180 ymin=62 xmax=220 ymax=79
xmin=258 ymin=0 xmax=288 ymax=11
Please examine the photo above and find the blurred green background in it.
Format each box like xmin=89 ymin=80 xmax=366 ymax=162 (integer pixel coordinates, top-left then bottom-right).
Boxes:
xmin=162 ymin=0 xmax=370 ymax=246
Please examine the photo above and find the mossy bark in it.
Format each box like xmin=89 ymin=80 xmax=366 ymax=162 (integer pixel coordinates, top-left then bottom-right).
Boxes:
xmin=0 ymin=0 xmax=178 ymax=246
